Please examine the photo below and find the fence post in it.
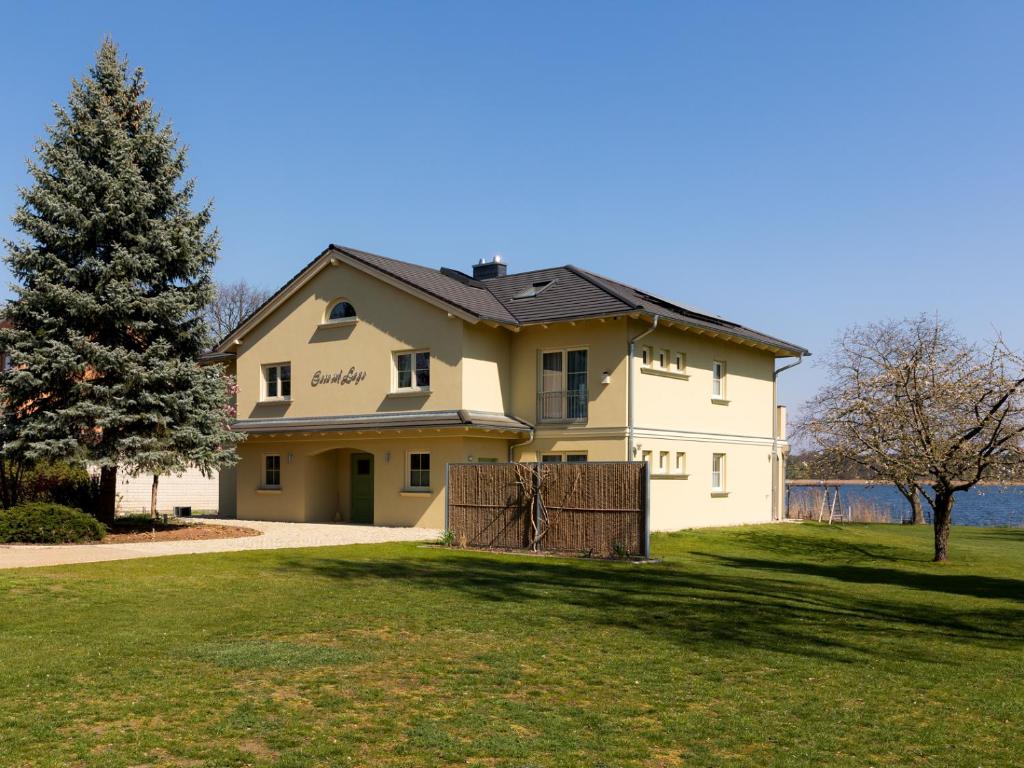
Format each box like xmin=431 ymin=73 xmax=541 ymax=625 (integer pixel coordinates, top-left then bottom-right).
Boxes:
xmin=533 ymin=463 xmax=541 ymax=552
xmin=444 ymin=462 xmax=450 ymax=533
xmin=643 ymin=461 xmax=651 ymax=559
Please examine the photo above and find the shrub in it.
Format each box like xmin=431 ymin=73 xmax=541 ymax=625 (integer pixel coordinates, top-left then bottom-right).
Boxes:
xmin=18 ymin=462 xmax=102 ymax=513
xmin=0 ymin=503 xmax=106 ymax=544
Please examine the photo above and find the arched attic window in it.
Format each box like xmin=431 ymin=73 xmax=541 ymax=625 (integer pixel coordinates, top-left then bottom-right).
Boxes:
xmin=326 ymin=300 xmax=357 ymax=323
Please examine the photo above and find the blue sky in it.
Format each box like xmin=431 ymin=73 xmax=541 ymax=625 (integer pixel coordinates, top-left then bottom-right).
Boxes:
xmin=1 ymin=1 xmax=1022 ymax=412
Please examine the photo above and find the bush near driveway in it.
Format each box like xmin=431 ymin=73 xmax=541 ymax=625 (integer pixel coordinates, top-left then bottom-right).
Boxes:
xmin=0 ymin=502 xmax=106 ymax=543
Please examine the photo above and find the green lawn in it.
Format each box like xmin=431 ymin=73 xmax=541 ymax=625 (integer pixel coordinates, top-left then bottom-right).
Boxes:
xmin=1 ymin=524 xmax=1022 ymax=767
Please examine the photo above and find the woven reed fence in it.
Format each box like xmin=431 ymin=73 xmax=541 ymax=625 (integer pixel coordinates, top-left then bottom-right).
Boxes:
xmin=445 ymin=462 xmax=649 ymax=558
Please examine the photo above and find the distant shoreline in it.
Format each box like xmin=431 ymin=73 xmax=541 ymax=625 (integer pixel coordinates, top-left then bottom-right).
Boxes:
xmin=786 ymin=479 xmax=1022 ymax=487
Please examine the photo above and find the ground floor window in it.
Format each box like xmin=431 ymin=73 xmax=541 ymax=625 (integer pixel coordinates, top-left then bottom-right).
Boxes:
xmin=675 ymin=452 xmax=687 ymax=474
xmin=541 ymin=453 xmax=587 ymax=463
xmin=263 ymin=455 xmax=281 ymax=488
xmin=408 ymin=452 xmax=431 ymax=488
xmin=711 ymin=453 xmax=726 ymax=492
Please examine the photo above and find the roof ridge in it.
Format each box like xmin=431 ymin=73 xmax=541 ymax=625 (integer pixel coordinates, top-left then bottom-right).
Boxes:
xmin=563 ymin=265 xmax=642 ymax=311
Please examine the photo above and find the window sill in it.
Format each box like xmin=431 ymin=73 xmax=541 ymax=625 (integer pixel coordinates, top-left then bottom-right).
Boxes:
xmin=257 ymin=488 xmax=282 ymax=495
xmin=641 ymin=367 xmax=689 ymax=381
xmin=710 ymin=491 xmax=730 ymax=497
xmin=651 ymin=473 xmax=689 ymax=480
xmin=400 ymin=488 xmax=432 ymax=496
xmin=710 ymin=398 xmax=731 ymax=405
xmin=318 ymin=318 xmax=357 ymax=329
xmin=258 ymin=397 xmax=292 ymax=405
xmin=536 ymin=419 xmax=589 ymax=426
xmin=387 ymin=389 xmax=431 ymax=398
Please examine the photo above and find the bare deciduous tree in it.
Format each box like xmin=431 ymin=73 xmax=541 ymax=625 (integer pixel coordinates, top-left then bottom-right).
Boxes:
xmin=204 ymin=280 xmax=271 ymax=346
xmin=798 ymin=316 xmax=1024 ymax=561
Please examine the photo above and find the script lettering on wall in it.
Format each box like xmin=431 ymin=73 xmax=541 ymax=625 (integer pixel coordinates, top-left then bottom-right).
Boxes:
xmin=310 ymin=367 xmax=367 ymax=387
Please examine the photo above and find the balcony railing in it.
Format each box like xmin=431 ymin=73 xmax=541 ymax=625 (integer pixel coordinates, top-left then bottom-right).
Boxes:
xmin=537 ymin=389 xmax=588 ymax=423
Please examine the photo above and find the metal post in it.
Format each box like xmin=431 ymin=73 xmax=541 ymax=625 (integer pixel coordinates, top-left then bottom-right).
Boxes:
xmin=533 ymin=463 xmax=541 ymax=552
xmin=444 ymin=462 xmax=450 ymax=533
xmin=643 ymin=461 xmax=651 ymax=559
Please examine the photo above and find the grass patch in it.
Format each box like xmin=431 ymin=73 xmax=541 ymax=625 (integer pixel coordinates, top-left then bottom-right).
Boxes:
xmin=0 ymin=523 xmax=1021 ymax=766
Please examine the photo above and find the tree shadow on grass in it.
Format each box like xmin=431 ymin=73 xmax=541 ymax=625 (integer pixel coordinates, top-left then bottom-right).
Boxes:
xmin=722 ymin=526 xmax=925 ymax=564
xmin=277 ymin=550 xmax=1024 ymax=664
xmin=703 ymin=553 xmax=1024 ymax=605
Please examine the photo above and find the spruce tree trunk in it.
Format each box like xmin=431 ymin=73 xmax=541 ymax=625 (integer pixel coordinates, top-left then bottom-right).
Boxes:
xmin=932 ymin=491 xmax=954 ymax=562
xmin=150 ymin=474 xmax=159 ymax=518
xmin=98 ymin=466 xmax=118 ymax=525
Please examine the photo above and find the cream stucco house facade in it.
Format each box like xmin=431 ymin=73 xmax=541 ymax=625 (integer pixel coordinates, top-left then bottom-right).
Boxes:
xmin=207 ymin=245 xmax=808 ymax=530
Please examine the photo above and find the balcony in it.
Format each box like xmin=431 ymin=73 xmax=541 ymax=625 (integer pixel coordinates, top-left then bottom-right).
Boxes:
xmin=537 ymin=389 xmax=588 ymax=423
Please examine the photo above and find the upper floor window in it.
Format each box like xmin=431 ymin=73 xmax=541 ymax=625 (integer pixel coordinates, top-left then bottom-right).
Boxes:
xmin=712 ymin=360 xmax=727 ymax=399
xmin=327 ymin=300 xmax=357 ymax=322
xmin=263 ymin=363 xmax=291 ymax=401
xmin=395 ymin=350 xmax=430 ymax=392
xmin=674 ymin=352 xmax=686 ymax=373
xmin=538 ymin=349 xmax=587 ymax=422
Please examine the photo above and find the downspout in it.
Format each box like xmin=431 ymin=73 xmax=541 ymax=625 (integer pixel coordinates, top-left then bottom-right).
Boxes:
xmin=771 ymin=354 xmax=804 ymax=520
xmin=509 ymin=428 xmax=534 ymax=462
xmin=627 ymin=314 xmax=659 ymax=461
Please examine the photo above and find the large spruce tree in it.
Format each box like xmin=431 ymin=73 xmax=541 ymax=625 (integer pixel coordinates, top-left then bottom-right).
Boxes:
xmin=1 ymin=39 xmax=241 ymax=523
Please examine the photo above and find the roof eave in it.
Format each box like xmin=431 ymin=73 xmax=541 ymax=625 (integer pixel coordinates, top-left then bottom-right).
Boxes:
xmin=214 ymin=245 xmax=492 ymax=353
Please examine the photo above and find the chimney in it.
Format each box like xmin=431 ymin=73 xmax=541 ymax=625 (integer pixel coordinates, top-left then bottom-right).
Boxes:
xmin=472 ymin=254 xmax=507 ymax=280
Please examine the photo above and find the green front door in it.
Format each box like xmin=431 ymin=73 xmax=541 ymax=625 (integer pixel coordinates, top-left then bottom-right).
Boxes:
xmin=350 ymin=453 xmax=374 ymax=524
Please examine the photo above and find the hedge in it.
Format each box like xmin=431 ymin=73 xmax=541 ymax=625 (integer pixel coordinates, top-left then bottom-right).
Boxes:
xmin=0 ymin=503 xmax=106 ymax=544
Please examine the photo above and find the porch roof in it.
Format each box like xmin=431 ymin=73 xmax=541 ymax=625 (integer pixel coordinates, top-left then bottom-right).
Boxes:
xmin=232 ymin=409 xmax=532 ymax=436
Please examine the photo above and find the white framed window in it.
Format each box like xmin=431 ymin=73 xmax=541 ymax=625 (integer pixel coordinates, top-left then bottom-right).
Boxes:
xmin=325 ymin=299 xmax=357 ymax=323
xmin=407 ymin=451 xmax=431 ymax=489
xmin=394 ymin=350 xmax=430 ymax=391
xmin=641 ymin=345 xmax=653 ymax=367
xmin=675 ymin=452 xmax=687 ymax=475
xmin=711 ymin=453 xmax=726 ymax=492
xmin=262 ymin=363 xmax=291 ymax=401
xmin=538 ymin=348 xmax=588 ymax=422
xmin=540 ymin=453 xmax=588 ymax=463
xmin=659 ymin=451 xmax=669 ymax=472
xmin=657 ymin=349 xmax=668 ymax=369
xmin=263 ymin=454 xmax=281 ymax=488
xmin=674 ymin=352 xmax=686 ymax=373
xmin=641 ymin=450 xmax=652 ymax=466
xmin=712 ymin=360 xmax=726 ymax=399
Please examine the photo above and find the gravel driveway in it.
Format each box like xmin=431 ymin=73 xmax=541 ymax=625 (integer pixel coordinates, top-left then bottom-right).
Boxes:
xmin=0 ymin=518 xmax=441 ymax=570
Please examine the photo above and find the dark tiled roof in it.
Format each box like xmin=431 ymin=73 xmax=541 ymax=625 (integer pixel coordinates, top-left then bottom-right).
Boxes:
xmin=336 ymin=246 xmax=517 ymax=324
xmin=570 ymin=267 xmax=807 ymax=353
xmin=479 ymin=266 xmax=632 ymax=324
xmin=215 ymin=244 xmax=808 ymax=356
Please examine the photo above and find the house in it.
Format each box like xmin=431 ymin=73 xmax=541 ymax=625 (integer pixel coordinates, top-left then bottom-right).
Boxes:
xmin=207 ymin=245 xmax=808 ymax=530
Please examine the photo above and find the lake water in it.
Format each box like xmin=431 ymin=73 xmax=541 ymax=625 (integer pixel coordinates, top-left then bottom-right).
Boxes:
xmin=786 ymin=484 xmax=1024 ymax=528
